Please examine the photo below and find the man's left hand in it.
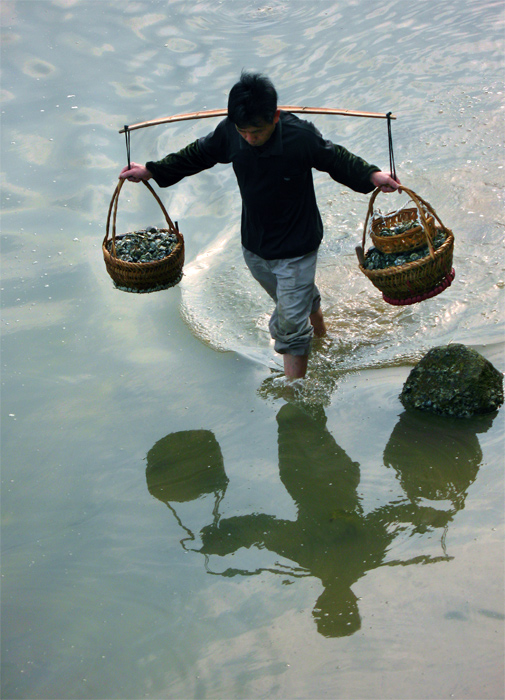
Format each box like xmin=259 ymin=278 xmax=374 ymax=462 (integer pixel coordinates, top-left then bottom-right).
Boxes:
xmin=370 ymin=171 xmax=401 ymax=193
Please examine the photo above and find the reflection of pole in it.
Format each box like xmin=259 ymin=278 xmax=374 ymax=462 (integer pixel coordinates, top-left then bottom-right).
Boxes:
xmin=203 ymin=556 xmax=311 ymax=579
xmin=119 ymin=106 xmax=396 ymax=133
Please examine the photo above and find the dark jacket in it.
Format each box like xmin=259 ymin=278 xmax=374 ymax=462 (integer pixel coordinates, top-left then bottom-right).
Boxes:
xmin=147 ymin=111 xmax=379 ymax=260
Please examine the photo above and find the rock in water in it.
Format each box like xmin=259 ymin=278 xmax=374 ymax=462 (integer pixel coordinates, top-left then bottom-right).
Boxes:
xmin=400 ymin=344 xmax=504 ymax=417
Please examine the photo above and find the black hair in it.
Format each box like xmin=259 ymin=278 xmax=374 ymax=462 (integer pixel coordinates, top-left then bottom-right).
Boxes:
xmin=227 ymin=71 xmax=278 ymax=128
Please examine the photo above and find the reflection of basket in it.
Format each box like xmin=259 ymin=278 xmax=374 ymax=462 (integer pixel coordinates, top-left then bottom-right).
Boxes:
xmin=146 ymin=429 xmax=228 ymax=552
xmin=356 ymin=186 xmax=455 ymax=306
xmin=102 ymin=178 xmax=184 ymax=293
xmin=370 ymin=198 xmax=436 ymax=254
xmin=146 ymin=430 xmax=228 ymax=504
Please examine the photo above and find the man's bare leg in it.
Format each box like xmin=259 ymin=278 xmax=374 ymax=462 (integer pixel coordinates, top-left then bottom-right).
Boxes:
xmin=283 ymin=353 xmax=309 ymax=380
xmin=283 ymin=309 xmax=325 ymax=379
xmin=310 ymin=307 xmax=327 ymax=337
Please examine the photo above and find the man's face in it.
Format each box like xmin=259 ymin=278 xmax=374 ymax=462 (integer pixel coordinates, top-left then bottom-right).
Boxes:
xmin=235 ymin=109 xmax=280 ymax=147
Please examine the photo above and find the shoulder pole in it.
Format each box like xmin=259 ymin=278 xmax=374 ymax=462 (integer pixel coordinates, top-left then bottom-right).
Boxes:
xmin=118 ymin=106 xmax=396 ymax=133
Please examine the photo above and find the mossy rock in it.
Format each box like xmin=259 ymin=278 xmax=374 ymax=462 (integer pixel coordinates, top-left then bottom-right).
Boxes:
xmin=400 ymin=344 xmax=504 ymax=417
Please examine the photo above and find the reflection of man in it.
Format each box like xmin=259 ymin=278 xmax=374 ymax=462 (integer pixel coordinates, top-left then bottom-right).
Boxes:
xmin=146 ymin=406 xmax=489 ymax=638
xmin=200 ymin=404 xmax=382 ymax=638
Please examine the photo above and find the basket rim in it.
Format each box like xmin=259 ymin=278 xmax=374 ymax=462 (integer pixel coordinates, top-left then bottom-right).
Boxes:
xmin=371 ymin=205 xmax=430 ymax=221
xmin=371 ymin=216 xmax=434 ymax=242
xmin=359 ymin=228 xmax=454 ymax=280
xmin=362 ymin=186 xmax=450 ymax=260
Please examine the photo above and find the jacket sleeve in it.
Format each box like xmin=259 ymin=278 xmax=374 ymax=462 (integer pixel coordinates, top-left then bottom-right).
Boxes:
xmin=311 ymin=132 xmax=380 ymax=194
xmin=145 ymin=118 xmax=232 ymax=188
xmin=146 ymin=139 xmax=218 ymax=188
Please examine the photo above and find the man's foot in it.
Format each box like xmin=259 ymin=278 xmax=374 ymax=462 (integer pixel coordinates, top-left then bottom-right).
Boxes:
xmin=310 ymin=307 xmax=327 ymax=338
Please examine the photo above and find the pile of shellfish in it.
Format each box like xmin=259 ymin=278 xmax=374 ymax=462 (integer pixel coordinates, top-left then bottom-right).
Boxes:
xmin=108 ymin=227 xmax=178 ymax=263
xmin=363 ymin=229 xmax=447 ymax=271
xmin=375 ymin=219 xmax=421 ymax=237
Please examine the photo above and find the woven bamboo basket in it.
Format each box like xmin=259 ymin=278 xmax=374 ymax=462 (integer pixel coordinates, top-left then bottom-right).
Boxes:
xmin=103 ymin=178 xmax=184 ymax=292
xmin=368 ymin=186 xmax=437 ymax=254
xmin=356 ymin=186 xmax=455 ymax=306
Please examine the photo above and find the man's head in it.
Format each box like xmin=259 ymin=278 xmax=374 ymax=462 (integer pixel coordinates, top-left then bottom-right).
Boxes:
xmin=228 ymin=71 xmax=280 ymax=147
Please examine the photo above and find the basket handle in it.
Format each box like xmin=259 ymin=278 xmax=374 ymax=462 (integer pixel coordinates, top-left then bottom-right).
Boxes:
xmin=361 ymin=186 xmax=448 ymax=260
xmin=104 ymin=178 xmax=178 ymax=256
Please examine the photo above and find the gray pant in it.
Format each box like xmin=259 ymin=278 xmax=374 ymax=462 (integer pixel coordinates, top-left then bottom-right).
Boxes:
xmin=242 ymin=247 xmax=321 ymax=356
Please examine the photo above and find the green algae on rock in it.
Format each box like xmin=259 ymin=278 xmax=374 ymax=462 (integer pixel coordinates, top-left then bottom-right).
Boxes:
xmin=400 ymin=344 xmax=504 ymax=417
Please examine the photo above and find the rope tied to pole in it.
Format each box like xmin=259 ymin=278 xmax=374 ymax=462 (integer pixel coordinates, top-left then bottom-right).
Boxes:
xmin=124 ymin=124 xmax=131 ymax=169
xmin=386 ymin=112 xmax=397 ymax=182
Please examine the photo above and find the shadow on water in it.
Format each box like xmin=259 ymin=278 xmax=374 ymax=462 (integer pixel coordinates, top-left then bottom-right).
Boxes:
xmin=145 ymin=403 xmax=496 ymax=639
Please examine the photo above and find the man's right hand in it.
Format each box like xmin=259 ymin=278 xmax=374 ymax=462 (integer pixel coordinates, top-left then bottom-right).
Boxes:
xmin=119 ymin=162 xmax=152 ymax=183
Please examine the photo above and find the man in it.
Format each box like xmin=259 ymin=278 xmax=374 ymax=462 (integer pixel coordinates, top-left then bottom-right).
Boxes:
xmin=120 ymin=72 xmax=399 ymax=379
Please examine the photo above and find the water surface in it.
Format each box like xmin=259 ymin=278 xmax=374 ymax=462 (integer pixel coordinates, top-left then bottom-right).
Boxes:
xmin=1 ymin=1 xmax=504 ymax=698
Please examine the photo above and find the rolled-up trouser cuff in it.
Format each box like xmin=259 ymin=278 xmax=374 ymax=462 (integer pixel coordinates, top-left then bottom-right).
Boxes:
xmin=242 ymin=247 xmax=320 ymax=356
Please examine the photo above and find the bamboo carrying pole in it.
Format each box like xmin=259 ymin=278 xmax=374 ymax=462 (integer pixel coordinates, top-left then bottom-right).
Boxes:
xmin=119 ymin=106 xmax=396 ymax=133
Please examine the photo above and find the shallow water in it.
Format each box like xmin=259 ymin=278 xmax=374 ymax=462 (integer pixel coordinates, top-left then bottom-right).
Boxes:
xmin=1 ymin=1 xmax=504 ymax=699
